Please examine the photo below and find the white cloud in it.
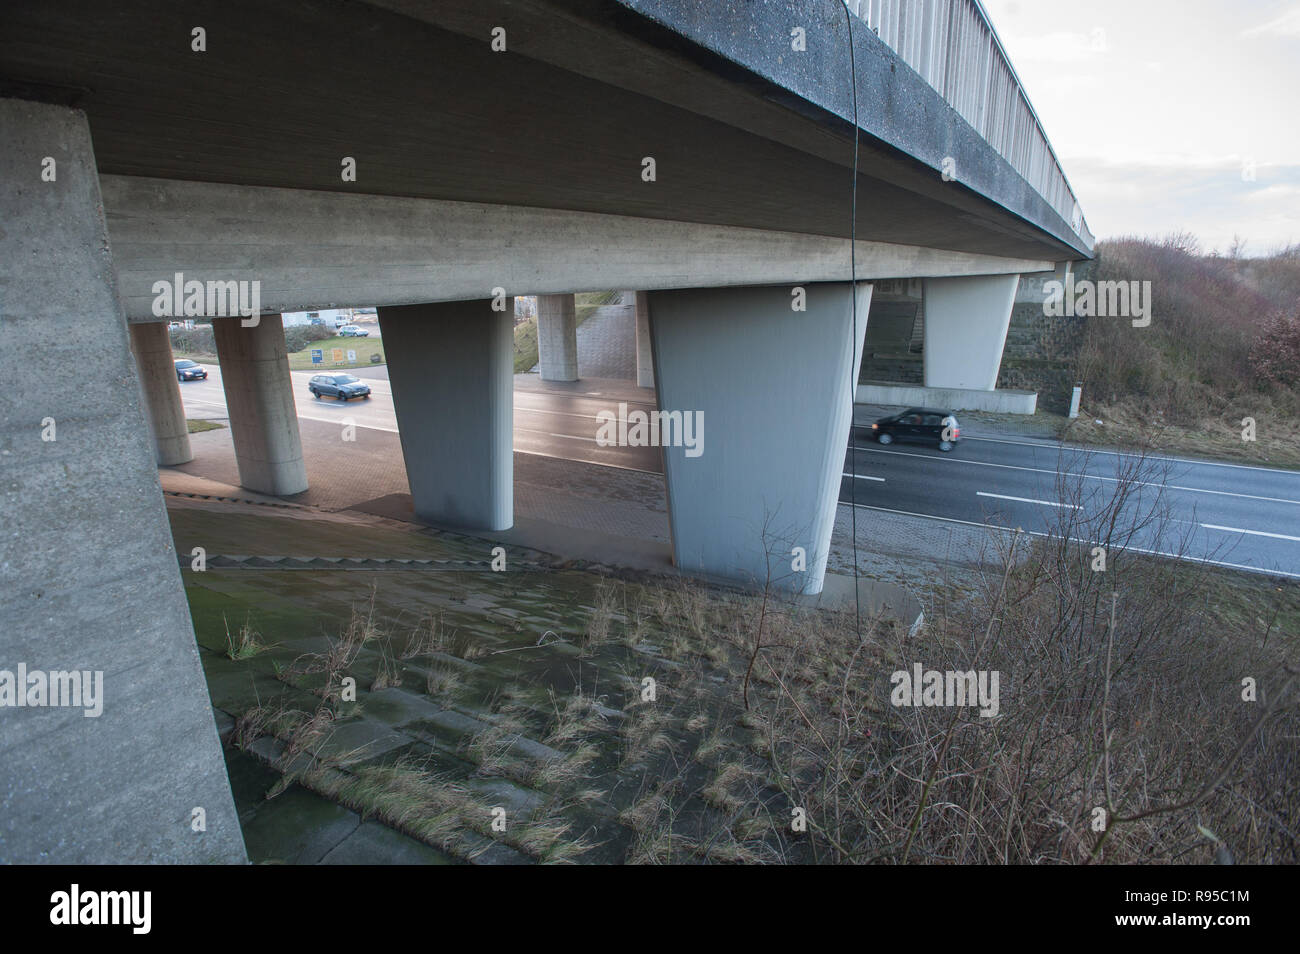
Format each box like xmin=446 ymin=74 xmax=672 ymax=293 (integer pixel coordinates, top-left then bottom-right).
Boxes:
xmin=1241 ymin=5 xmax=1300 ymax=37
xmin=1001 ymin=28 xmax=1110 ymax=62
xmin=1245 ymin=183 xmax=1300 ymax=201
xmin=1063 ymin=156 xmax=1300 ymax=251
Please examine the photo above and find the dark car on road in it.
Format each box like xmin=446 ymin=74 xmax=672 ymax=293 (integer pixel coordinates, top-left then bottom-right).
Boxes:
xmin=871 ymin=408 xmax=961 ymax=451
xmin=309 ymin=373 xmax=372 ymax=401
xmin=174 ymin=359 xmax=207 ymax=381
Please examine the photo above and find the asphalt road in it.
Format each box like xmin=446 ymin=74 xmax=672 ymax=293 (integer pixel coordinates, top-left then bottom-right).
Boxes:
xmin=177 ymin=365 xmax=663 ymax=472
xmin=841 ymin=425 xmax=1300 ymax=579
xmin=177 ymin=366 xmax=1300 ymax=578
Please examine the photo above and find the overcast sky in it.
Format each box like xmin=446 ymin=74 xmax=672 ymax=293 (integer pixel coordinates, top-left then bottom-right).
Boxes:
xmin=981 ymin=0 xmax=1300 ymax=255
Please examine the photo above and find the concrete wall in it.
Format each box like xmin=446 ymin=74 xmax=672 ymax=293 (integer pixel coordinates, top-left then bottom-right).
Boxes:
xmin=922 ymin=274 xmax=1019 ymax=390
xmin=0 ymin=98 xmax=245 ymax=863
xmin=649 ymin=282 xmax=870 ymax=595
xmin=536 ymin=293 xmax=578 ymax=382
xmin=856 ymin=383 xmax=1037 ymax=415
xmin=378 ymin=300 xmax=514 ymax=531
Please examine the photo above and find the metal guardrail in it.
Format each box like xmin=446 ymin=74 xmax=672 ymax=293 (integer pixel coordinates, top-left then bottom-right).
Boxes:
xmin=845 ymin=0 xmax=1093 ymax=249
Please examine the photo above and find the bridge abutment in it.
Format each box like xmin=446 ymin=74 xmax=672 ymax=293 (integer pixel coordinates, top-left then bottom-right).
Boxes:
xmin=212 ymin=315 xmax=309 ymax=495
xmin=378 ymin=299 xmax=514 ymax=531
xmin=537 ymin=293 xmax=579 ymax=382
xmin=921 ymin=274 xmax=1020 ymax=391
xmin=648 ymin=281 xmax=871 ymax=595
xmin=130 ymin=320 xmax=194 ymax=465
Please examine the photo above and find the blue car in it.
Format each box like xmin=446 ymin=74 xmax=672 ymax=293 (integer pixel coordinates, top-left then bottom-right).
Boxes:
xmin=309 ymin=373 xmax=372 ymax=401
xmin=175 ymin=359 xmax=207 ymax=381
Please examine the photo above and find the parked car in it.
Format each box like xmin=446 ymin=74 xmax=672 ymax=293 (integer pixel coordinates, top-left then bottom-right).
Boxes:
xmin=174 ymin=358 xmax=207 ymax=381
xmin=338 ymin=324 xmax=370 ymax=337
xmin=309 ymin=373 xmax=372 ymax=401
xmin=871 ymin=408 xmax=960 ymax=451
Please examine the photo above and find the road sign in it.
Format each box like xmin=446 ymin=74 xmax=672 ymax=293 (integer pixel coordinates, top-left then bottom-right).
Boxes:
xmin=347 ymin=349 xmax=357 ymax=362
xmin=310 ymin=349 xmax=323 ymax=364
xmin=332 ymin=348 xmax=344 ymax=362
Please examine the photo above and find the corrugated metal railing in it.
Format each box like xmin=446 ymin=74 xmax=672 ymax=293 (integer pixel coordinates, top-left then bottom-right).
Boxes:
xmin=845 ymin=0 xmax=1092 ymax=248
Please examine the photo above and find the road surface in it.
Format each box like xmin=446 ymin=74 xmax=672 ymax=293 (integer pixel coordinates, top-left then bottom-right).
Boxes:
xmin=178 ymin=365 xmax=662 ymax=472
xmin=177 ymin=366 xmax=1300 ymax=578
xmin=841 ymin=425 xmax=1300 ymax=579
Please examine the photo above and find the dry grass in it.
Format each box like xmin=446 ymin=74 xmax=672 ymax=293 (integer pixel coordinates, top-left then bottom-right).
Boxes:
xmin=223 ymin=614 xmax=267 ymax=660
xmin=221 ymin=453 xmax=1298 ymax=865
xmin=1062 ymin=396 xmax=1300 ymax=469
xmin=369 ymin=639 xmax=403 ymax=691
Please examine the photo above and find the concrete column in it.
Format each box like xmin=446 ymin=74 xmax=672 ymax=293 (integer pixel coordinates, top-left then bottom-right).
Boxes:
xmin=129 ymin=320 xmax=193 ymax=465
xmin=648 ymin=281 xmax=871 ymax=595
xmin=633 ymin=290 xmax=655 ymax=389
xmin=536 ymin=293 xmax=578 ymax=382
xmin=921 ymin=274 xmax=1019 ymax=390
xmin=212 ymin=314 xmax=308 ymax=495
xmin=378 ymin=299 xmax=514 ymax=530
xmin=0 ymin=97 xmax=244 ymax=863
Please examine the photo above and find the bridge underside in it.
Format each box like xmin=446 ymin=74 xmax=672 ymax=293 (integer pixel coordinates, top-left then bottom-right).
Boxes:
xmin=0 ymin=0 xmax=1090 ymax=864
xmin=103 ymin=176 xmax=1052 ymax=319
xmin=2 ymin=0 xmax=1084 ymax=266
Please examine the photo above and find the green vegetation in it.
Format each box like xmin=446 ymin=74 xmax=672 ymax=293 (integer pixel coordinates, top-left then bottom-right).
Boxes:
xmin=512 ymin=317 xmax=539 ymax=374
xmin=167 ymin=321 xmax=384 ymax=370
xmin=223 ymin=614 xmax=268 ymax=660
xmin=186 ymin=418 xmax=224 ymax=433
xmin=287 ymin=334 xmax=385 ymax=371
xmin=169 ymin=323 xmax=217 ymax=359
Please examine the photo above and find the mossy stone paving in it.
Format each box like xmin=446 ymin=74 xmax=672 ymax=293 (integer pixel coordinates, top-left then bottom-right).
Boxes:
xmin=173 ymin=500 xmax=801 ymax=864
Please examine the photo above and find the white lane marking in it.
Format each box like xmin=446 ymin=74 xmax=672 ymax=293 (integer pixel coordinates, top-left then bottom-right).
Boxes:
xmin=977 ymin=491 xmax=1079 ymax=509
xmin=548 ymin=432 xmax=598 ymax=442
xmin=1201 ymin=524 xmax=1300 ymax=542
xmin=848 ymin=444 xmax=1300 ymax=505
xmin=842 ymin=473 xmax=885 ymax=481
xmin=838 ymin=502 xmax=1300 ymax=580
xmin=516 ymin=406 xmax=619 ymax=423
xmin=960 ymin=434 xmax=1300 ymax=476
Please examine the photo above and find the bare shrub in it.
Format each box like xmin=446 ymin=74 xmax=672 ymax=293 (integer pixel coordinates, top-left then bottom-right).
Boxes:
xmin=694 ymin=451 xmax=1299 ymax=864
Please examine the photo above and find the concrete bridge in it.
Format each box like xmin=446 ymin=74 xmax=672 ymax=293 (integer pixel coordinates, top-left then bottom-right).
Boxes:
xmin=0 ymin=0 xmax=1091 ymax=862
